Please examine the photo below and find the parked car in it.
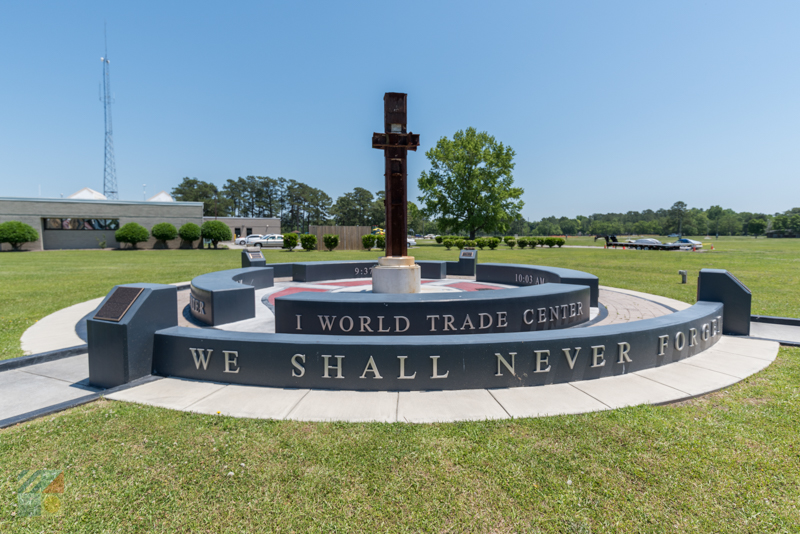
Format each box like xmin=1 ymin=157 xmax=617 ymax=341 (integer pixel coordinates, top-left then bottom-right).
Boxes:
xmin=675 ymin=238 xmax=702 ymax=248
xmin=667 ymin=233 xmax=680 ymax=238
xmin=424 ymin=234 xmax=436 ymax=239
xmin=251 ymin=235 xmax=284 ymax=248
xmin=236 ymin=234 xmax=262 ymax=245
xmin=407 ymin=238 xmax=417 ymax=247
xmin=626 ymin=238 xmax=662 ymax=247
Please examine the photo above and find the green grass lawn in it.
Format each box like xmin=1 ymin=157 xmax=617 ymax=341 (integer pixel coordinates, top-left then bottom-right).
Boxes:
xmin=1 ymin=241 xmax=799 ymax=531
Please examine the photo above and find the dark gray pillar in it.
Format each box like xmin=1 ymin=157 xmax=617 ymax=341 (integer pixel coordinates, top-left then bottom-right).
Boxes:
xmin=87 ymin=283 xmax=178 ymax=388
xmin=241 ymin=249 xmax=266 ymax=268
xmin=697 ymin=269 xmax=752 ymax=335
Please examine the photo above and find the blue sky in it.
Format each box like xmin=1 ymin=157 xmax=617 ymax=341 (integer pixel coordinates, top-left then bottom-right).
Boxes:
xmin=1 ymin=1 xmax=798 ymax=219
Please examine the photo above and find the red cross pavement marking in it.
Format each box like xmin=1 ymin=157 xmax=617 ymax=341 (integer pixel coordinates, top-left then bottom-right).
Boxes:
xmin=268 ymin=288 xmax=329 ymax=306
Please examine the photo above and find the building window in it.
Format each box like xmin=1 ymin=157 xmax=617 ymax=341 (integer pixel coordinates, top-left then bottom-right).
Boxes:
xmin=43 ymin=218 xmax=120 ymax=231
xmin=246 ymin=227 xmax=252 ymax=235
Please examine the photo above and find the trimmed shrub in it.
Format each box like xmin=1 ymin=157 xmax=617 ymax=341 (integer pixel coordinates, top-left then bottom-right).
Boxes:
xmin=361 ymin=234 xmax=376 ymax=250
xmin=555 ymin=237 xmax=566 ymax=248
xmin=301 ymin=233 xmax=318 ymax=251
xmin=467 ymin=240 xmax=476 ymax=247
xmin=283 ymin=233 xmax=299 ymax=251
xmin=376 ymin=234 xmax=386 ymax=250
xmin=151 ymin=222 xmax=177 ymax=247
xmin=443 ymin=239 xmax=454 ymax=250
xmin=475 ymin=238 xmax=487 ymax=250
xmin=322 ymin=234 xmax=339 ymax=252
xmin=435 ymin=235 xmax=443 ymax=244
xmin=200 ymin=221 xmax=232 ymax=249
xmin=544 ymin=237 xmax=557 ymax=248
xmin=517 ymin=237 xmax=529 ymax=248
xmin=487 ymin=237 xmax=500 ymax=250
xmin=506 ymin=239 xmax=516 ymax=249
xmin=115 ymin=222 xmax=149 ymax=249
xmin=503 ymin=236 xmax=514 ymax=245
xmin=0 ymin=221 xmax=39 ymax=251
xmin=455 ymin=239 xmax=466 ymax=250
xmin=178 ymin=222 xmax=201 ymax=247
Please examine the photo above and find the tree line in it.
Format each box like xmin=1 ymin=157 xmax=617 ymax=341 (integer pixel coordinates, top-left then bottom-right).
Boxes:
xmin=172 ymin=177 xmax=432 ymax=234
xmin=524 ymin=203 xmax=800 ymax=237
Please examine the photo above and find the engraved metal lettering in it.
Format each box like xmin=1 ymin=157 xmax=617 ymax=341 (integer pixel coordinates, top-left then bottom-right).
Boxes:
xmin=395 ymin=316 xmax=410 ymax=333
xmin=430 ymin=355 xmax=449 ymax=379
xmin=562 ymin=347 xmax=581 ymax=369
xmin=359 ymin=356 xmax=383 ymax=379
xmin=591 ymin=345 xmax=606 ymax=367
xmin=359 ymin=316 xmax=373 ymax=332
xmin=534 ymin=350 xmax=551 ymax=373
xmin=497 ymin=311 xmax=508 ymax=328
xmin=479 ymin=313 xmax=492 ymax=329
xmin=658 ymin=335 xmax=669 ymax=356
xmin=523 ymin=309 xmax=534 ymax=325
xmin=291 ymin=354 xmax=306 ymax=377
xmin=617 ymin=342 xmax=632 ymax=364
xmin=223 ymin=351 xmax=240 ymax=373
xmin=495 ymin=352 xmax=516 ymax=376
xmin=322 ymin=355 xmax=345 ymax=378
xmin=339 ymin=316 xmax=354 ymax=332
xmin=675 ymin=331 xmax=686 ymax=351
xmin=397 ymin=356 xmax=416 ymax=379
xmin=190 ymin=348 xmax=212 ymax=370
xmin=319 ymin=315 xmax=336 ymax=331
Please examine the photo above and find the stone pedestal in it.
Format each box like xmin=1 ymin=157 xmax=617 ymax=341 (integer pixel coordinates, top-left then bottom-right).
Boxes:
xmin=372 ymin=256 xmax=421 ymax=294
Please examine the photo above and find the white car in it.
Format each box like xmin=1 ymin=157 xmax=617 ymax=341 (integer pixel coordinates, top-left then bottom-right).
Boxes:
xmin=424 ymin=234 xmax=436 ymax=239
xmin=236 ymin=234 xmax=262 ymax=245
xmin=407 ymin=238 xmax=417 ymax=247
xmin=252 ymin=235 xmax=284 ymax=248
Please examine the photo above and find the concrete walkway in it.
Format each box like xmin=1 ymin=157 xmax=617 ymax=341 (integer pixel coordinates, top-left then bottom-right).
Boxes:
xmin=750 ymin=322 xmax=800 ymax=346
xmin=0 ymin=354 xmax=98 ymax=427
xmin=105 ymin=336 xmax=778 ymax=423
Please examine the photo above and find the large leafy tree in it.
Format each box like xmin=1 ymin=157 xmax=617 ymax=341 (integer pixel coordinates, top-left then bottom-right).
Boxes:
xmin=171 ymin=177 xmax=230 ymax=217
xmin=669 ymin=201 xmax=688 ymax=236
xmin=417 ymin=127 xmax=523 ymax=239
xmin=331 ymin=187 xmax=375 ymax=226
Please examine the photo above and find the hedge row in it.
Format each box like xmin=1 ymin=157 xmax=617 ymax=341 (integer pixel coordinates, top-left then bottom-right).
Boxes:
xmin=441 ymin=236 xmax=565 ymax=250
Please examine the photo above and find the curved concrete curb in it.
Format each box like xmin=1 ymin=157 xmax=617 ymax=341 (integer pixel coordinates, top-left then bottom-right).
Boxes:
xmin=105 ymin=336 xmax=778 ymax=423
xmin=21 ymin=298 xmax=104 ymax=355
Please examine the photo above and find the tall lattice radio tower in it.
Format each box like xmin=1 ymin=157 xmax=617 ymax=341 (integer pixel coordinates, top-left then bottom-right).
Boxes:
xmin=101 ymin=29 xmax=118 ymax=200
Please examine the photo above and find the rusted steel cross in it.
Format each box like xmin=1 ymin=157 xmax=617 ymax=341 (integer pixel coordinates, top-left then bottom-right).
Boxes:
xmin=372 ymin=93 xmax=420 ymax=257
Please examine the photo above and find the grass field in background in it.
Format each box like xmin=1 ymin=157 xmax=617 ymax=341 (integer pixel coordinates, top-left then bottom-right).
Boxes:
xmin=1 ymin=239 xmax=799 ymax=531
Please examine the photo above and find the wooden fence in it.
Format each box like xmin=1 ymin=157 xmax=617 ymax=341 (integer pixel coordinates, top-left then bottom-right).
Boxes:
xmin=308 ymin=226 xmax=372 ymax=251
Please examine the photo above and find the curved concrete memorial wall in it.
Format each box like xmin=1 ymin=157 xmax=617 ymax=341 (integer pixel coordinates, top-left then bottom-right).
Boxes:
xmin=89 ymin=262 xmax=749 ymax=391
xmin=152 ymin=301 xmax=723 ymax=390
xmin=274 ymin=284 xmax=590 ymax=336
xmin=477 ymin=263 xmax=600 ymax=307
